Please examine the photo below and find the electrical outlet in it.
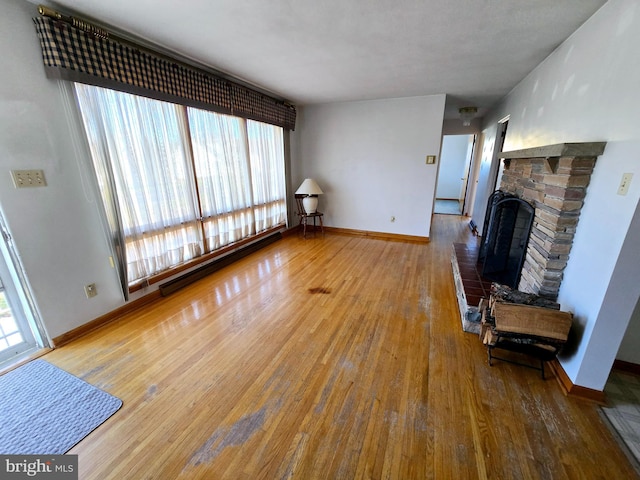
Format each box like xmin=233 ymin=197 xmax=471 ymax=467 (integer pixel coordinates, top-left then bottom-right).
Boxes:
xmin=11 ymin=169 xmax=47 ymax=188
xmin=84 ymin=283 xmax=98 ymax=298
xmin=617 ymin=173 xmax=633 ymax=196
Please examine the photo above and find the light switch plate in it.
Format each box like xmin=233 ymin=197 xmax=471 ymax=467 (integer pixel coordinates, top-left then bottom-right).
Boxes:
xmin=618 ymin=173 xmax=633 ymax=196
xmin=11 ymin=169 xmax=47 ymax=188
xmin=426 ymin=155 xmax=436 ymax=164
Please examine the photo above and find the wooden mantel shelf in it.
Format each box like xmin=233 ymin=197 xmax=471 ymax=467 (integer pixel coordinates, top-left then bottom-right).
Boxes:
xmin=499 ymin=142 xmax=607 ymax=159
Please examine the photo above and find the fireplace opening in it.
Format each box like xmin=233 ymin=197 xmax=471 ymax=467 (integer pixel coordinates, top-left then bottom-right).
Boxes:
xmin=479 ymin=190 xmax=534 ymax=289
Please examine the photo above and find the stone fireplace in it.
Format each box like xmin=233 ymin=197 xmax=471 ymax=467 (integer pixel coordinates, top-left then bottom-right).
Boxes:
xmin=451 ymin=142 xmax=606 ymax=333
xmin=498 ymin=142 xmax=606 ymax=299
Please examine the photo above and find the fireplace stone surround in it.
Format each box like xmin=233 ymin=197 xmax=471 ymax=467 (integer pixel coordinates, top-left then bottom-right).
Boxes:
xmin=497 ymin=142 xmax=607 ymax=299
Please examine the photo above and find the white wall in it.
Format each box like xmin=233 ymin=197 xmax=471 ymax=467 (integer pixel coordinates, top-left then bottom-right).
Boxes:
xmin=436 ymin=135 xmax=471 ymax=200
xmin=584 ymin=200 xmax=640 ymax=374
xmin=0 ymin=0 xmax=127 ymax=340
xmin=292 ymin=95 xmax=446 ymax=238
xmin=480 ymin=0 xmax=640 ymax=390
xmin=617 ymin=297 xmax=640 ymax=363
xmin=441 ymin=118 xmax=482 ymax=136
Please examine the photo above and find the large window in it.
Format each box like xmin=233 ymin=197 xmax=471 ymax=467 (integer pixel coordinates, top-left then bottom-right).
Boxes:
xmin=75 ymin=84 xmax=286 ymax=288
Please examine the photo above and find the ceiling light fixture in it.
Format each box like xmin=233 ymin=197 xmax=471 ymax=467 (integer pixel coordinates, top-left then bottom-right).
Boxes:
xmin=459 ymin=106 xmax=478 ymax=126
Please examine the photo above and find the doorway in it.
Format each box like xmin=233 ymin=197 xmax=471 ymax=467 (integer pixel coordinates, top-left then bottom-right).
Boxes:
xmin=434 ymin=134 xmax=475 ymax=215
xmin=0 ymin=211 xmax=48 ymax=368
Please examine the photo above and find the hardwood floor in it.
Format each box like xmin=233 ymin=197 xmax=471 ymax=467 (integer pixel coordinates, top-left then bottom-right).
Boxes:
xmin=42 ymin=215 xmax=636 ymax=479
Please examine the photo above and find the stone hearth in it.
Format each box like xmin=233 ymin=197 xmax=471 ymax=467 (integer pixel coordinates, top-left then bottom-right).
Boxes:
xmin=451 ymin=242 xmax=493 ymax=334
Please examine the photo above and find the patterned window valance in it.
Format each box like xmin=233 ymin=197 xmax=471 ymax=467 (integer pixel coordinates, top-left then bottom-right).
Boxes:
xmin=32 ymin=16 xmax=296 ymax=130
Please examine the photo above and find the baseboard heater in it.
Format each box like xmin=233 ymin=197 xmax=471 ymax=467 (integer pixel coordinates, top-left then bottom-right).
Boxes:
xmin=158 ymin=232 xmax=283 ymax=297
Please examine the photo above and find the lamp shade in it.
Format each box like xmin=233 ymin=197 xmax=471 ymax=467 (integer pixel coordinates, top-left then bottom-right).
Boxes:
xmin=295 ymin=179 xmax=323 ymax=214
xmin=295 ymin=178 xmax=323 ymax=195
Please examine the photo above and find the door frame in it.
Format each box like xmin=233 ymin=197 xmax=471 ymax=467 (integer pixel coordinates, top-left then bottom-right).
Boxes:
xmin=458 ymin=135 xmax=477 ymax=214
xmin=469 ymin=118 xmax=509 ymax=235
xmin=0 ymin=210 xmax=49 ymax=367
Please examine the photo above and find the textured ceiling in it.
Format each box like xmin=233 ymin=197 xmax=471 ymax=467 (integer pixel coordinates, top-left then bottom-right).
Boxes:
xmin=41 ymin=0 xmax=606 ymax=118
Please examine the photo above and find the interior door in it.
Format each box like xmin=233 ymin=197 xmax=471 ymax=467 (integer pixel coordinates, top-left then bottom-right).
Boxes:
xmin=471 ymin=120 xmax=508 ymax=235
xmin=458 ymin=135 xmax=476 ymax=213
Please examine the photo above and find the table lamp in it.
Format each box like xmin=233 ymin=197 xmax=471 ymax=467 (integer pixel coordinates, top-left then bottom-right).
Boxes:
xmin=295 ymin=178 xmax=323 ymax=213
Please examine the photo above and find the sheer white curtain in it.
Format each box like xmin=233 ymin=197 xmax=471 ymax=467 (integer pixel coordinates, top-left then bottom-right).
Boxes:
xmin=75 ymin=84 xmax=203 ymax=283
xmin=187 ymin=108 xmax=254 ymax=251
xmin=75 ymin=84 xmax=288 ymax=288
xmin=247 ymin=120 xmax=286 ymax=232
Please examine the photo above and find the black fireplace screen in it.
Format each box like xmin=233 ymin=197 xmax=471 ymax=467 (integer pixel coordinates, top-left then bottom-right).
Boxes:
xmin=478 ymin=191 xmax=534 ymax=289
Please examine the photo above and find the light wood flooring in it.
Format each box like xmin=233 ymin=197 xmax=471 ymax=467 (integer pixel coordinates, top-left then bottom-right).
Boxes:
xmin=42 ymin=215 xmax=637 ymax=479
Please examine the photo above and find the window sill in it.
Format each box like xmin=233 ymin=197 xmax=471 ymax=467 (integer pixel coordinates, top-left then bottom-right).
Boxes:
xmin=128 ymin=224 xmax=285 ymax=294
